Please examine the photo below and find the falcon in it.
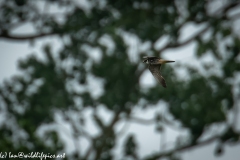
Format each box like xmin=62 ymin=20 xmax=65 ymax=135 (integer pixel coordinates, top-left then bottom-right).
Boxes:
xmin=143 ymin=56 xmax=175 ymax=88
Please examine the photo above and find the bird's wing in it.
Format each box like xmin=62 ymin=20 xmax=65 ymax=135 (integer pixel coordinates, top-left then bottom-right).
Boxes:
xmin=148 ymin=65 xmax=167 ymax=88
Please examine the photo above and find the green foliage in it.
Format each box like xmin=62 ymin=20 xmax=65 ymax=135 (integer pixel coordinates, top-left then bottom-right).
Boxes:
xmin=124 ymin=134 xmax=138 ymax=159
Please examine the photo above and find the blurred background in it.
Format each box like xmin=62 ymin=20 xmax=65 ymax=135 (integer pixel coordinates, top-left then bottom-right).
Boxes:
xmin=0 ymin=0 xmax=240 ymax=160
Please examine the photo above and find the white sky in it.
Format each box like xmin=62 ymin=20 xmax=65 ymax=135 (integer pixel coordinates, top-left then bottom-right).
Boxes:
xmin=1 ymin=22 xmax=240 ymax=160
xmin=1 ymin=0 xmax=240 ymax=158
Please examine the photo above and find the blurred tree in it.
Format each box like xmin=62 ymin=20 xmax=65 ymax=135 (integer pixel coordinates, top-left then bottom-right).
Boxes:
xmin=0 ymin=0 xmax=240 ymax=160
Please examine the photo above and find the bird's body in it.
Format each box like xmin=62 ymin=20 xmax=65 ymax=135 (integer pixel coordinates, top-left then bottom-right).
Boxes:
xmin=143 ymin=56 xmax=175 ymax=88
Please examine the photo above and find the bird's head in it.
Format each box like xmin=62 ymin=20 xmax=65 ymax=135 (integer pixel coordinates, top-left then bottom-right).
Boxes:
xmin=143 ymin=56 xmax=175 ymax=65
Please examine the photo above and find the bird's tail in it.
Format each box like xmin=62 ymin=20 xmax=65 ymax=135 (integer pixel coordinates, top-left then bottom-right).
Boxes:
xmin=161 ymin=60 xmax=175 ymax=63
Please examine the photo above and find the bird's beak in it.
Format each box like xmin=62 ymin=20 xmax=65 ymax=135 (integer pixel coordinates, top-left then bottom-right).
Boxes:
xmin=159 ymin=59 xmax=175 ymax=64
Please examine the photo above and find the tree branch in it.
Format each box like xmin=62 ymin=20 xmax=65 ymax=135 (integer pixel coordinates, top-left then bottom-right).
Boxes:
xmin=128 ymin=116 xmax=155 ymax=125
xmin=83 ymin=145 xmax=93 ymax=160
xmin=0 ymin=32 xmax=58 ymax=41
xmin=108 ymin=111 xmax=121 ymax=129
xmin=229 ymin=12 xmax=240 ymax=20
xmin=143 ymin=135 xmax=220 ymax=160
xmin=126 ymin=116 xmax=183 ymax=131
xmin=93 ymin=111 xmax=121 ymax=160
xmin=144 ymin=129 xmax=240 ymax=160
xmin=157 ymin=1 xmax=240 ymax=54
xmin=158 ymin=25 xmax=210 ymax=53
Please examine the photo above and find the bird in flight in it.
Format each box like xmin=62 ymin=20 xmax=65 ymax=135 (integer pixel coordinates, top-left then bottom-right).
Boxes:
xmin=143 ymin=56 xmax=175 ymax=88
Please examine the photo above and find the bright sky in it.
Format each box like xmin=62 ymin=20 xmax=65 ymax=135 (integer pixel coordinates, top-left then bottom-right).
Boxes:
xmin=1 ymin=22 xmax=240 ymax=159
xmin=1 ymin=0 xmax=240 ymax=157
